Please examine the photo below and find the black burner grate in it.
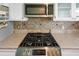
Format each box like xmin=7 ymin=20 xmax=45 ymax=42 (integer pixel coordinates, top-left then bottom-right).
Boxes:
xmin=19 ymin=33 xmax=60 ymax=47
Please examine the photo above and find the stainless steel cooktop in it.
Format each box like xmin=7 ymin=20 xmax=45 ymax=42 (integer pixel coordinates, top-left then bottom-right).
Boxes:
xmin=19 ymin=33 xmax=60 ymax=47
xmin=16 ymin=33 xmax=61 ymax=56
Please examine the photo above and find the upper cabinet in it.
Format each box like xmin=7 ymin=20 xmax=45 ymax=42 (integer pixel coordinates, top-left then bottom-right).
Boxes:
xmin=1 ymin=3 xmax=79 ymax=21
xmin=0 ymin=3 xmax=28 ymax=21
xmin=53 ymin=3 xmax=79 ymax=21
xmin=9 ymin=3 xmax=28 ymax=21
xmin=75 ymin=3 xmax=79 ymax=21
xmin=54 ymin=3 xmax=74 ymax=21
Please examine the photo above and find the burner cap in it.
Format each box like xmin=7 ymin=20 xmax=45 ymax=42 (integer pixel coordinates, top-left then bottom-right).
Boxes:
xmin=47 ymin=43 xmax=51 ymax=46
xmin=46 ymin=41 xmax=51 ymax=46
xmin=38 ymin=39 xmax=41 ymax=42
xmin=27 ymin=42 xmax=32 ymax=46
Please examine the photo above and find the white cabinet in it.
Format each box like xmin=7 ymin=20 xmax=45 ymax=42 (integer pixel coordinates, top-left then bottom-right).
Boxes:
xmin=61 ymin=48 xmax=79 ymax=56
xmin=9 ymin=3 xmax=23 ymax=21
xmin=74 ymin=3 xmax=79 ymax=21
xmin=0 ymin=49 xmax=16 ymax=56
xmin=9 ymin=3 xmax=28 ymax=21
xmin=54 ymin=3 xmax=75 ymax=21
xmin=0 ymin=3 xmax=28 ymax=21
xmin=75 ymin=3 xmax=79 ymax=18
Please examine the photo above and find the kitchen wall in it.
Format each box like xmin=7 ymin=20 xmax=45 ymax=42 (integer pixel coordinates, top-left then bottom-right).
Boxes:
xmin=0 ymin=22 xmax=13 ymax=41
xmin=13 ymin=18 xmax=79 ymax=33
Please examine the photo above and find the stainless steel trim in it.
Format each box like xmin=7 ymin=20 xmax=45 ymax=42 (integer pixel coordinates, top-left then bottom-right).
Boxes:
xmin=25 ymin=15 xmax=54 ymax=17
xmin=18 ymin=47 xmax=61 ymax=56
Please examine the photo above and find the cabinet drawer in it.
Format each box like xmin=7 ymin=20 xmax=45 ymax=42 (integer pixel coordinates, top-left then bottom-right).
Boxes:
xmin=61 ymin=48 xmax=79 ymax=56
xmin=0 ymin=51 xmax=16 ymax=56
xmin=0 ymin=49 xmax=16 ymax=56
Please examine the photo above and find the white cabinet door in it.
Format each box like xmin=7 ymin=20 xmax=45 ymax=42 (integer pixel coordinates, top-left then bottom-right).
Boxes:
xmin=61 ymin=48 xmax=79 ymax=56
xmin=54 ymin=3 xmax=74 ymax=21
xmin=9 ymin=3 xmax=26 ymax=21
xmin=74 ymin=3 xmax=79 ymax=21
xmin=0 ymin=49 xmax=16 ymax=56
xmin=1 ymin=3 xmax=28 ymax=21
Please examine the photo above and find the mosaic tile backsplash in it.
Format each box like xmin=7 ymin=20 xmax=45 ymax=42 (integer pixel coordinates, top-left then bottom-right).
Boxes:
xmin=13 ymin=18 xmax=79 ymax=31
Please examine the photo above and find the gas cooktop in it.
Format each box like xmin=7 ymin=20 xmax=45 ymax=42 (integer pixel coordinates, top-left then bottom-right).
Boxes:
xmin=19 ymin=33 xmax=60 ymax=47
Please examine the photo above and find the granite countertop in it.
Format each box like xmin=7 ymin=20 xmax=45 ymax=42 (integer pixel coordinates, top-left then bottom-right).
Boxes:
xmin=0 ymin=30 xmax=28 ymax=49
xmin=0 ymin=30 xmax=79 ymax=49
xmin=0 ymin=29 xmax=49 ymax=49
xmin=52 ymin=32 xmax=79 ymax=49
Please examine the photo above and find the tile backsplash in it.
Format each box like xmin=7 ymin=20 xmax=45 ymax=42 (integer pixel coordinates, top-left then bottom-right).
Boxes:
xmin=13 ymin=18 xmax=79 ymax=32
xmin=14 ymin=17 xmax=52 ymax=30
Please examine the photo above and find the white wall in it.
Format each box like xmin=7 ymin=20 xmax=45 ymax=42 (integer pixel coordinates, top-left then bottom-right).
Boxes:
xmin=0 ymin=22 xmax=13 ymax=41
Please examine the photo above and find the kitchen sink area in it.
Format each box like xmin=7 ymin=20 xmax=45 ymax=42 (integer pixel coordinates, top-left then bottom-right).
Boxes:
xmin=0 ymin=3 xmax=79 ymax=56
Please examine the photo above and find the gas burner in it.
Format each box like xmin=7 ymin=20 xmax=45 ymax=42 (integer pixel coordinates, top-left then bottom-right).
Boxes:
xmin=19 ymin=33 xmax=59 ymax=47
xmin=38 ymin=39 xmax=41 ymax=42
xmin=46 ymin=41 xmax=51 ymax=46
xmin=27 ymin=42 xmax=32 ymax=46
